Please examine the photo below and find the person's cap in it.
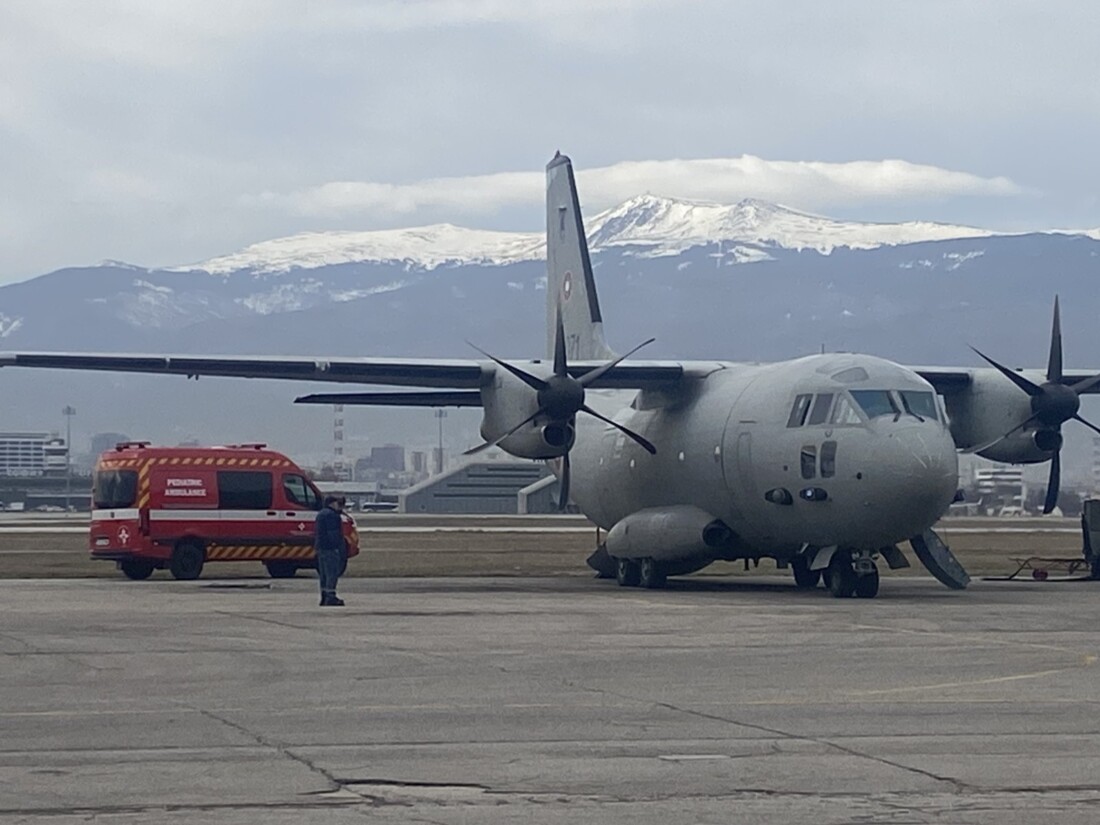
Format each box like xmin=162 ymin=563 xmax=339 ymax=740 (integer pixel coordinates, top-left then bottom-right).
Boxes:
xmin=323 ymin=494 xmax=341 ymax=506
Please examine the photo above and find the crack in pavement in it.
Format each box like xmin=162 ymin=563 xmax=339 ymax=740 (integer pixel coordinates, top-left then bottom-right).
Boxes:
xmin=559 ymin=677 xmax=972 ymax=792
xmin=187 ymin=705 xmax=386 ymax=805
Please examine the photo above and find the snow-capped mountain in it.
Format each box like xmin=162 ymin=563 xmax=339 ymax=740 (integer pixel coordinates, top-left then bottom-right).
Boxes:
xmin=186 ymin=223 xmax=546 ymax=276
xmin=585 ymin=195 xmax=997 ymax=256
xmin=2 ymin=193 xmax=1099 ymax=354
xmin=174 ymin=194 xmax=1002 ymax=277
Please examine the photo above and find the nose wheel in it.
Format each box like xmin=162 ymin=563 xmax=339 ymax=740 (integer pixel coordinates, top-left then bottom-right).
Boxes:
xmin=854 ymin=564 xmax=880 ymax=598
xmin=792 ymin=555 xmax=822 ymax=589
xmin=826 ymin=550 xmax=879 ymax=598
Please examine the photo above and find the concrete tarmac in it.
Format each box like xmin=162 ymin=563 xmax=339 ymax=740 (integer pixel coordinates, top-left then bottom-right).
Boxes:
xmin=3 ymin=575 xmax=1100 ymax=824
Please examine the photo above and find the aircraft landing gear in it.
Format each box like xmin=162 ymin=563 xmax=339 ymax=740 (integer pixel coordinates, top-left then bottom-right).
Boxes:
xmin=616 ymin=557 xmax=641 ymax=587
xmin=638 ymin=557 xmax=667 ymax=589
xmin=854 ymin=564 xmax=880 ymax=599
xmin=826 ymin=551 xmax=857 ymax=598
xmin=791 ymin=555 xmax=821 ymax=589
xmin=826 ymin=550 xmax=879 ymax=598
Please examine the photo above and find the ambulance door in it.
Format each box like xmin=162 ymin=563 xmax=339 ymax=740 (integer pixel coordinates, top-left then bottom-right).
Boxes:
xmin=214 ymin=469 xmax=282 ymax=554
xmin=279 ymin=472 xmax=321 ymax=550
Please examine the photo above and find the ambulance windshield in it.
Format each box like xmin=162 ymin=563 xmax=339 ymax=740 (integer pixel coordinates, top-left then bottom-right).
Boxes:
xmin=93 ymin=470 xmax=138 ymax=509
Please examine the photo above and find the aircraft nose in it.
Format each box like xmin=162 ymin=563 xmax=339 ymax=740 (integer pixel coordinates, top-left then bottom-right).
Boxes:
xmin=862 ymin=424 xmax=958 ymax=542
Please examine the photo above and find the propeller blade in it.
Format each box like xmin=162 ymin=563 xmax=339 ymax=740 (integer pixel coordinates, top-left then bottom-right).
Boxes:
xmin=1043 ymin=449 xmax=1061 ymax=514
xmin=467 ymin=342 xmax=547 ymax=392
xmin=581 ymin=404 xmax=657 ymax=454
xmin=463 ymin=407 xmax=544 ymax=455
xmin=1047 ymin=295 xmax=1063 ymax=383
xmin=557 ymin=451 xmax=571 ymax=511
xmin=970 ymin=347 xmax=1043 ymax=397
xmin=1070 ymin=372 xmax=1100 ymax=395
xmin=1073 ymin=414 xmax=1100 ymax=438
xmin=577 ymin=337 xmax=657 ymax=388
xmin=553 ymin=304 xmax=568 ymax=378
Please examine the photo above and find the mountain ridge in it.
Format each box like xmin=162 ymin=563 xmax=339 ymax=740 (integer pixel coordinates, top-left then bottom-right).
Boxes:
xmin=167 ymin=194 xmax=1012 ymax=278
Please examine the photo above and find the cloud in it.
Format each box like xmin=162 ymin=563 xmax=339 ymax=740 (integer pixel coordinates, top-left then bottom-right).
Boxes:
xmin=249 ymin=155 xmax=1025 ymax=219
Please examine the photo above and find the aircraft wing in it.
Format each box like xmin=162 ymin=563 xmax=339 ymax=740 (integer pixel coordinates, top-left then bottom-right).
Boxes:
xmin=0 ymin=351 xmax=686 ymax=392
xmin=915 ymin=366 xmax=1100 ymax=395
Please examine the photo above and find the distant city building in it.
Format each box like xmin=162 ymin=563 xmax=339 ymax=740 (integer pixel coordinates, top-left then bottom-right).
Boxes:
xmin=0 ymin=432 xmax=68 ymax=478
xmin=973 ymin=465 xmax=1025 ymax=514
xmin=90 ymin=432 xmax=131 ymax=456
xmin=410 ymin=451 xmax=428 ymax=475
xmin=1092 ymin=437 xmax=1100 ymax=493
xmin=369 ymin=444 xmax=405 ymax=472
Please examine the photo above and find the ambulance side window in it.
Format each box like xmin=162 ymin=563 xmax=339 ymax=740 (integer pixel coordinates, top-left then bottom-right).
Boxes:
xmin=283 ymin=474 xmax=321 ymax=510
xmin=216 ymin=471 xmax=273 ymax=510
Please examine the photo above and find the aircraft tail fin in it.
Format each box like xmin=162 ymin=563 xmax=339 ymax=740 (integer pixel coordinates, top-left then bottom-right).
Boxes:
xmin=545 ymin=152 xmax=615 ymax=360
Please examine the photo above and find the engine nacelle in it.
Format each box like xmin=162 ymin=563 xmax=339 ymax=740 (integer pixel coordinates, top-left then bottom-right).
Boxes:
xmin=478 ymin=366 xmax=574 ymax=458
xmin=495 ymin=420 xmax=576 ymax=459
xmin=944 ymin=370 xmax=1051 ymax=463
xmin=605 ymin=505 xmax=735 ymax=563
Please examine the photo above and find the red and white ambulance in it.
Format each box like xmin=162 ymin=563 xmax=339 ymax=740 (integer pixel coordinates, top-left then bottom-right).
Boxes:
xmin=90 ymin=442 xmax=359 ymax=581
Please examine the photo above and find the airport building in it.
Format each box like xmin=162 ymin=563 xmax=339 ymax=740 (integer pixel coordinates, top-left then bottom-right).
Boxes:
xmin=400 ymin=461 xmax=554 ymax=514
xmin=0 ymin=432 xmax=68 ymax=478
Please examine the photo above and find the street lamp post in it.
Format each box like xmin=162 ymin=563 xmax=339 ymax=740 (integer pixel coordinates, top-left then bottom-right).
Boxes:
xmin=62 ymin=406 xmax=76 ymax=512
xmin=434 ymin=409 xmax=447 ymax=475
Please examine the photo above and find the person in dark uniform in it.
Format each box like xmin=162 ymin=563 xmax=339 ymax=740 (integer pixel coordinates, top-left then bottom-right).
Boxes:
xmin=314 ymin=494 xmax=347 ymax=606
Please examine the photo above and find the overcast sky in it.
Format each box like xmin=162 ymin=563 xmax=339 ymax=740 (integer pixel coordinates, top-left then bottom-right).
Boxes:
xmin=2 ymin=0 xmax=1099 ymax=284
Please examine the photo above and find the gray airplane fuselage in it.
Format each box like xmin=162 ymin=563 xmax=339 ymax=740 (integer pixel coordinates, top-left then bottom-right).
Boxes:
xmin=570 ymin=352 xmax=958 ymax=558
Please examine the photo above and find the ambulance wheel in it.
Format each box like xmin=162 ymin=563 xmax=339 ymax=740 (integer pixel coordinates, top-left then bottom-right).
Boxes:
xmin=616 ymin=557 xmax=640 ymax=587
xmin=638 ymin=557 xmax=667 ymax=589
xmin=854 ymin=565 xmax=880 ymax=599
xmin=264 ymin=561 xmax=298 ymax=579
xmin=120 ymin=560 xmax=155 ymax=581
xmin=169 ymin=541 xmax=205 ymax=581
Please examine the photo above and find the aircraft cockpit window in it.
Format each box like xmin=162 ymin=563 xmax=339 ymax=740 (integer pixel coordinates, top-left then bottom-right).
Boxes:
xmin=850 ymin=390 xmax=898 ymax=419
xmin=829 ymin=395 xmax=863 ymax=425
xmin=806 ymin=393 xmax=834 ymax=426
xmin=786 ymin=394 xmax=812 ymax=428
xmin=899 ymin=391 xmax=939 ymax=422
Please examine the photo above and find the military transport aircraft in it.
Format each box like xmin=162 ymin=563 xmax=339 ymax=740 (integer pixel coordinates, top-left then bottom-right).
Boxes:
xmin=4 ymin=153 xmax=1100 ymax=598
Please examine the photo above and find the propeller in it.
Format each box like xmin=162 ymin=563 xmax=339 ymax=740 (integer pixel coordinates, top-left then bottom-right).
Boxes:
xmin=972 ymin=296 xmax=1100 ymax=513
xmin=466 ymin=307 xmax=657 ymax=510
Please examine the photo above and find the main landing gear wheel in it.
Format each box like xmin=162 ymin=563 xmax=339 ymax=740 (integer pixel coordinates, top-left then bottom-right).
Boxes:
xmin=169 ymin=541 xmax=205 ymax=581
xmin=854 ymin=564 xmax=880 ymax=599
xmin=264 ymin=560 xmax=298 ymax=579
xmin=616 ymin=557 xmax=641 ymax=587
xmin=638 ymin=557 xmax=667 ymax=589
xmin=119 ymin=559 xmax=155 ymax=581
xmin=826 ymin=551 xmax=857 ymax=598
xmin=791 ymin=556 xmax=821 ymax=589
